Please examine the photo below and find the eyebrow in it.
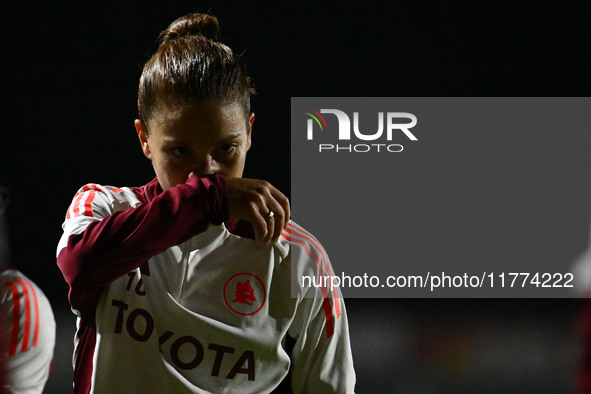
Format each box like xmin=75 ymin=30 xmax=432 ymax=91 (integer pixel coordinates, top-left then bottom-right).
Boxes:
xmin=162 ymin=136 xmax=188 ymax=145
xmin=218 ymin=132 xmax=243 ymax=143
xmin=161 ymin=132 xmax=243 ymax=145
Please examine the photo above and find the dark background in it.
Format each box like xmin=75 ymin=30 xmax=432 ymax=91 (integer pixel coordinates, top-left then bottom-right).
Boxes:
xmin=1 ymin=1 xmax=589 ymax=392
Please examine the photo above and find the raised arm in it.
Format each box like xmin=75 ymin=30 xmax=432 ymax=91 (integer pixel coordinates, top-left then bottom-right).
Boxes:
xmin=57 ymin=174 xmax=225 ymax=317
xmin=57 ymin=174 xmax=290 ymax=318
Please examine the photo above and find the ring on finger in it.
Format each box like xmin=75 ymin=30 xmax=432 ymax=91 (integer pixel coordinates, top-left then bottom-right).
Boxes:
xmin=263 ymin=210 xmax=275 ymax=221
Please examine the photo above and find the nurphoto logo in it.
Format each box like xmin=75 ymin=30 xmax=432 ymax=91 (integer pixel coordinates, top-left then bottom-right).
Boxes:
xmin=304 ymin=108 xmax=418 ymax=153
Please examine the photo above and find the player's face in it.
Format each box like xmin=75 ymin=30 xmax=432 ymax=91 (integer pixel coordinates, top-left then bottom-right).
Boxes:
xmin=135 ymin=101 xmax=253 ymax=190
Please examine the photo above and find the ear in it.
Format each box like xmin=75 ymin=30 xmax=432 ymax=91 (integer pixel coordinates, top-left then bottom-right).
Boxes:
xmin=246 ymin=112 xmax=254 ymax=152
xmin=135 ymin=119 xmax=152 ymax=159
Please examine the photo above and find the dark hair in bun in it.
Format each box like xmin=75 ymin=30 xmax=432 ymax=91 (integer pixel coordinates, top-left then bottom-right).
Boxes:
xmin=138 ymin=13 xmax=255 ymax=131
xmin=159 ymin=13 xmax=220 ymax=42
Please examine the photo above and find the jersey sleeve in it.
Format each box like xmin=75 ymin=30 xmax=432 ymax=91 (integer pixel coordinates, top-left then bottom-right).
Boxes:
xmin=281 ymin=222 xmax=356 ymax=393
xmin=56 ymin=174 xmax=228 ymax=319
xmin=0 ymin=271 xmax=56 ymax=393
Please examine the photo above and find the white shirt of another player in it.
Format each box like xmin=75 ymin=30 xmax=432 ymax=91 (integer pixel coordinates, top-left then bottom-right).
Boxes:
xmin=0 ymin=269 xmax=56 ymax=394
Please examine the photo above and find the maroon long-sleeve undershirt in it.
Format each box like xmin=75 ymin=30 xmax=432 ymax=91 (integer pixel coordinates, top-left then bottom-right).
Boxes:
xmin=56 ymin=174 xmax=243 ymax=319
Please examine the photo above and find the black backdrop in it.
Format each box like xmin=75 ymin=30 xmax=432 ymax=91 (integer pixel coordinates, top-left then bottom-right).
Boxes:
xmin=1 ymin=1 xmax=589 ymax=392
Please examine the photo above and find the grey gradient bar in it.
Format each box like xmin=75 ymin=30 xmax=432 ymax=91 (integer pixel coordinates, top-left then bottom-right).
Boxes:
xmin=291 ymin=97 xmax=591 ymax=298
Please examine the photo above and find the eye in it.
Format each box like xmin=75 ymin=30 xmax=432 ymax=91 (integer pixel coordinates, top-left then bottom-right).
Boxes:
xmin=171 ymin=146 xmax=189 ymax=157
xmin=217 ymin=144 xmax=237 ymax=154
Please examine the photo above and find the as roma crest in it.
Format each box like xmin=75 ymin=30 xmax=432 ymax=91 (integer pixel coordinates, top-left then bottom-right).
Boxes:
xmin=223 ymin=273 xmax=266 ymax=316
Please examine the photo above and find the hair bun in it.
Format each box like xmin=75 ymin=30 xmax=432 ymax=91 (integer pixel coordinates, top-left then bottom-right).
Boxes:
xmin=159 ymin=13 xmax=220 ymax=43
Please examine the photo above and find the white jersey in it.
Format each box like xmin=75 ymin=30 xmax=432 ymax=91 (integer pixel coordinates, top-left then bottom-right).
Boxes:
xmin=56 ymin=177 xmax=355 ymax=393
xmin=0 ymin=269 xmax=56 ymax=394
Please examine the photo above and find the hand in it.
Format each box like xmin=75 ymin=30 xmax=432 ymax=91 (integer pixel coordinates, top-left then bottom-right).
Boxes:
xmin=225 ymin=177 xmax=290 ymax=243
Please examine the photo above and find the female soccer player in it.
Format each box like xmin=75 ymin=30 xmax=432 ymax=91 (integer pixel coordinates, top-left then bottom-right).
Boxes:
xmin=57 ymin=13 xmax=355 ymax=393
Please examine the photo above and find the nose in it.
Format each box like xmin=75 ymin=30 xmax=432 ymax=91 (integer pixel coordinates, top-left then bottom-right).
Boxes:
xmin=191 ymin=154 xmax=220 ymax=177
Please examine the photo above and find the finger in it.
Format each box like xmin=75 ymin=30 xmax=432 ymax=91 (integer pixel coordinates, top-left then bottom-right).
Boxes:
xmin=253 ymin=194 xmax=273 ymax=242
xmin=256 ymin=184 xmax=284 ymax=242
xmin=263 ymin=199 xmax=284 ymax=242
xmin=271 ymin=210 xmax=282 ymax=242
xmin=249 ymin=201 xmax=268 ymax=241
xmin=262 ymin=208 xmax=275 ymax=244
xmin=270 ymin=188 xmax=290 ymax=231
xmin=280 ymin=193 xmax=290 ymax=229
